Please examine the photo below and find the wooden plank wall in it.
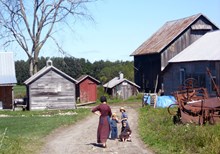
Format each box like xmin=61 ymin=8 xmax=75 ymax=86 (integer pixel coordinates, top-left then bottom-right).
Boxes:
xmin=29 ymin=70 xmax=76 ymax=110
xmin=163 ymin=62 xmax=220 ymax=96
xmin=112 ymin=82 xmax=138 ymax=100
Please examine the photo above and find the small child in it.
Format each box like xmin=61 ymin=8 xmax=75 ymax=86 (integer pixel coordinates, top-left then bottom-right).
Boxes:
xmin=120 ymin=107 xmax=129 ymax=129
xmin=119 ymin=121 xmax=132 ymax=142
xmin=110 ymin=113 xmax=119 ymax=140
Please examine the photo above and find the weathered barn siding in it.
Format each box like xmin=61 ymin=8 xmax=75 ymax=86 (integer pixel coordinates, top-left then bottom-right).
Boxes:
xmin=25 ymin=61 xmax=77 ymax=110
xmin=164 ymin=30 xmax=220 ymax=96
xmin=131 ymin=14 xmax=219 ymax=93
xmin=163 ymin=61 xmax=220 ymax=96
xmin=108 ymin=81 xmax=139 ymax=100
xmin=104 ymin=73 xmax=140 ymax=100
xmin=134 ymin=54 xmax=160 ymax=93
xmin=28 ymin=70 xmax=76 ymax=110
xmin=161 ymin=17 xmax=215 ymax=70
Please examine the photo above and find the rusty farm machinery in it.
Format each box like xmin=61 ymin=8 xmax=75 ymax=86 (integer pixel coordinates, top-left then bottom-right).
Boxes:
xmin=168 ymin=69 xmax=220 ymax=125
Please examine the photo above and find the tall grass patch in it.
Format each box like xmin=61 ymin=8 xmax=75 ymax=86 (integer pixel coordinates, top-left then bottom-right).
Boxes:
xmin=139 ymin=106 xmax=220 ymax=154
xmin=0 ymin=109 xmax=90 ymax=154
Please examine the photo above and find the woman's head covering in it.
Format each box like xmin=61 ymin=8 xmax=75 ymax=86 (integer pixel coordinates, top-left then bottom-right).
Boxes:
xmin=120 ymin=107 xmax=126 ymax=112
xmin=100 ymin=96 xmax=107 ymax=103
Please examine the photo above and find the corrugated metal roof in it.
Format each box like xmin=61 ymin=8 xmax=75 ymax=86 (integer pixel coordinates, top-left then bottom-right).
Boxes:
xmin=77 ymin=75 xmax=100 ymax=84
xmin=103 ymin=77 xmax=140 ymax=89
xmin=24 ymin=65 xmax=77 ymax=85
xmin=169 ymin=30 xmax=220 ymax=63
xmin=0 ymin=52 xmax=17 ymax=85
xmin=131 ymin=13 xmax=208 ymax=56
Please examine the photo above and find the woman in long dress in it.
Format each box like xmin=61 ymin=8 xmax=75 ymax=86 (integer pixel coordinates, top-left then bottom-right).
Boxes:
xmin=92 ymin=96 xmax=112 ymax=148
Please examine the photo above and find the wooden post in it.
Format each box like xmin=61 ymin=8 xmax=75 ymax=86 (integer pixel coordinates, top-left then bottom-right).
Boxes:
xmin=154 ymin=75 xmax=159 ymax=93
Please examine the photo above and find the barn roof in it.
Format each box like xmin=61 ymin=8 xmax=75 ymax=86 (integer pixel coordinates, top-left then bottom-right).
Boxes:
xmin=77 ymin=75 xmax=100 ymax=84
xmin=103 ymin=77 xmax=140 ymax=89
xmin=0 ymin=52 xmax=17 ymax=85
xmin=169 ymin=30 xmax=220 ymax=63
xmin=130 ymin=13 xmax=218 ymax=56
xmin=24 ymin=65 xmax=77 ymax=85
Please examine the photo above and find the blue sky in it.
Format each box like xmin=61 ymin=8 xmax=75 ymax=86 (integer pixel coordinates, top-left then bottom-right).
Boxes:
xmin=13 ymin=0 xmax=220 ymax=62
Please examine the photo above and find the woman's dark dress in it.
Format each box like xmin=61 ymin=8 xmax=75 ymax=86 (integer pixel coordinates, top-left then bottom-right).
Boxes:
xmin=92 ymin=104 xmax=112 ymax=143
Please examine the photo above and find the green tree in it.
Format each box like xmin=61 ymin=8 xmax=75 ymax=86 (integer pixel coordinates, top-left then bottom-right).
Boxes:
xmin=15 ymin=60 xmax=29 ymax=84
xmin=15 ymin=56 xmax=134 ymax=85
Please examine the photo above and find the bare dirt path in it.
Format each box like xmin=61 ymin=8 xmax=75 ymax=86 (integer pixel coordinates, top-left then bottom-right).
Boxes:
xmin=40 ymin=106 xmax=154 ymax=154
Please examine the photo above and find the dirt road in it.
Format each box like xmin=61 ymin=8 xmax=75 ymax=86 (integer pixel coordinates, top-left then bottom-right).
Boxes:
xmin=40 ymin=106 xmax=154 ymax=154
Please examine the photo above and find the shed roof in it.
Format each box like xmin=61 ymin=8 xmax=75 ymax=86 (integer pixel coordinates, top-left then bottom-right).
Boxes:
xmin=103 ymin=77 xmax=140 ymax=89
xmin=0 ymin=52 xmax=17 ymax=85
xmin=131 ymin=13 xmax=218 ymax=56
xmin=169 ymin=30 xmax=220 ymax=63
xmin=77 ymin=75 xmax=100 ymax=84
xmin=24 ymin=65 xmax=77 ymax=85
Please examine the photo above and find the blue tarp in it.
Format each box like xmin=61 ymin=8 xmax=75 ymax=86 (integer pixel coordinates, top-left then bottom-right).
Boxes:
xmin=143 ymin=95 xmax=176 ymax=108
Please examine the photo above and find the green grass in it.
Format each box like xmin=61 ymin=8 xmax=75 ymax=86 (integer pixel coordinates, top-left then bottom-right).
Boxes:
xmin=138 ymin=106 xmax=220 ymax=154
xmin=6 ymin=92 xmax=220 ymax=154
xmin=0 ymin=109 xmax=91 ymax=154
xmin=14 ymin=85 xmax=26 ymax=98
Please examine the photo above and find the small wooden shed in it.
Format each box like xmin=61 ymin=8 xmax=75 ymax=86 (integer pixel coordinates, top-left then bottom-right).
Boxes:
xmin=24 ymin=60 xmax=77 ymax=110
xmin=0 ymin=52 xmax=17 ymax=109
xmin=76 ymin=75 xmax=100 ymax=103
xmin=103 ymin=73 xmax=140 ymax=100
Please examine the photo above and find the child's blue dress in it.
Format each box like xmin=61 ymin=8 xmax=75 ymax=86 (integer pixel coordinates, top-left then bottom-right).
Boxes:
xmin=110 ymin=119 xmax=119 ymax=139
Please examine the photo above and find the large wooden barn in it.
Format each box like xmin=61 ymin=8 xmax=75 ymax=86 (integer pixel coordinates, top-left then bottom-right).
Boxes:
xmin=131 ymin=13 xmax=219 ymax=93
xmin=103 ymin=72 xmax=140 ymax=100
xmin=76 ymin=75 xmax=100 ymax=103
xmin=163 ymin=30 xmax=220 ymax=96
xmin=0 ymin=52 xmax=17 ymax=109
xmin=24 ymin=60 xmax=77 ymax=110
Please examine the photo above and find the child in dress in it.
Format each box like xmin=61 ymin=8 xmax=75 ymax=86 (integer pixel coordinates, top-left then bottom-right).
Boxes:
xmin=119 ymin=121 xmax=132 ymax=142
xmin=120 ymin=107 xmax=129 ymax=128
xmin=119 ymin=107 xmax=132 ymax=142
xmin=110 ymin=113 xmax=119 ymax=140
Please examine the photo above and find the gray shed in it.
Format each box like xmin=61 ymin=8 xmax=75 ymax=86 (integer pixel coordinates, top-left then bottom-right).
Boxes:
xmin=0 ymin=52 xmax=17 ymax=109
xmin=103 ymin=73 xmax=140 ymax=100
xmin=24 ymin=60 xmax=77 ymax=110
xmin=163 ymin=30 xmax=220 ymax=96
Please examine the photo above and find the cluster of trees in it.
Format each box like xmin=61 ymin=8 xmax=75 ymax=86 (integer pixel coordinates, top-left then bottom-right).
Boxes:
xmin=15 ymin=56 xmax=134 ymax=85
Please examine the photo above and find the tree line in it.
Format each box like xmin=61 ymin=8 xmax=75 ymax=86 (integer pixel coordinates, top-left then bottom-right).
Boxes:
xmin=15 ymin=56 xmax=134 ymax=85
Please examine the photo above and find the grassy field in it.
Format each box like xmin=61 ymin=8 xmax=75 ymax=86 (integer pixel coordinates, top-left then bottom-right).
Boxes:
xmin=8 ymin=85 xmax=220 ymax=153
xmin=138 ymin=106 xmax=220 ymax=154
xmin=14 ymin=85 xmax=26 ymax=98
xmin=0 ymin=109 xmax=91 ymax=154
